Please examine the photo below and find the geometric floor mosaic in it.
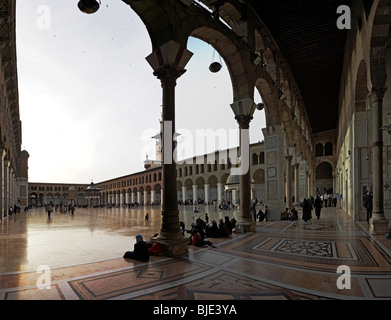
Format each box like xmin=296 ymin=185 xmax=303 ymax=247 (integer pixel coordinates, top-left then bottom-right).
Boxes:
xmin=1 ymin=207 xmax=391 ymax=301
xmin=274 ymin=239 xmax=333 ymax=257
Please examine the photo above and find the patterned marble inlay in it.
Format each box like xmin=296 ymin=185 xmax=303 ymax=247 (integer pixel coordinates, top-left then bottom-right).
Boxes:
xmin=274 ymin=239 xmax=333 ymax=257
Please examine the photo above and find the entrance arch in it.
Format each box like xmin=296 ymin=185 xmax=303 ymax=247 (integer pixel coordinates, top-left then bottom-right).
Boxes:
xmin=316 ymin=162 xmax=333 ymax=195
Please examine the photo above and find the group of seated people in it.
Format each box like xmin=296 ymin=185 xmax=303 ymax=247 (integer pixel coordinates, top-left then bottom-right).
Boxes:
xmin=182 ymin=216 xmax=236 ymax=247
xmin=281 ymin=207 xmax=299 ymax=221
xmin=123 ymin=216 xmax=237 ymax=262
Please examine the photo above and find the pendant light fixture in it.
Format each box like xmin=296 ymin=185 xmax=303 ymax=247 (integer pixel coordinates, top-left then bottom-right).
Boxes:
xmin=78 ymin=0 xmax=101 ymax=14
xmin=209 ymin=48 xmax=222 ymax=73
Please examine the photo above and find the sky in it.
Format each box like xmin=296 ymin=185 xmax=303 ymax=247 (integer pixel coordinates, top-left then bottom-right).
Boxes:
xmin=16 ymin=0 xmax=266 ymax=184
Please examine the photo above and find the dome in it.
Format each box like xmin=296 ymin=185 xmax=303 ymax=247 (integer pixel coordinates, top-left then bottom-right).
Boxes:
xmin=86 ymin=181 xmax=100 ymax=190
xmin=226 ymin=174 xmax=240 ymax=185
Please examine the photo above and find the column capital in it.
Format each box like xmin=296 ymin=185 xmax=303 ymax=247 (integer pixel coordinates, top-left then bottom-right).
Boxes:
xmin=230 ymin=98 xmax=256 ymax=129
xmin=235 ymin=114 xmax=253 ymax=129
xmin=153 ymin=63 xmax=186 ymax=83
xmin=369 ymin=87 xmax=387 ymax=103
xmin=146 ymin=40 xmax=193 ymax=81
xmin=293 ymin=156 xmax=301 ymax=165
xmin=285 ymin=147 xmax=294 ymax=158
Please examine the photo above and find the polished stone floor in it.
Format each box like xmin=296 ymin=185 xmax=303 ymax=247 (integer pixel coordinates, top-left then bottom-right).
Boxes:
xmin=0 ymin=204 xmax=390 ymax=301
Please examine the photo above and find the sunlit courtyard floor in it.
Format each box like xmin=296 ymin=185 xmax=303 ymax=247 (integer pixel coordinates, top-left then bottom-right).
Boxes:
xmin=0 ymin=204 xmax=391 ymax=301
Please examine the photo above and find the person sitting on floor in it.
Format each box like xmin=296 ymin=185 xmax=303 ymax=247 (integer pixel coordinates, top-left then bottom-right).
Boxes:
xmin=123 ymin=234 xmax=150 ymax=261
xmin=289 ymin=207 xmax=298 ymax=220
xmin=191 ymin=230 xmax=214 ymax=248
xmin=218 ymin=218 xmax=230 ymax=238
xmin=208 ymin=219 xmax=221 ymax=238
xmin=281 ymin=208 xmax=290 ymax=220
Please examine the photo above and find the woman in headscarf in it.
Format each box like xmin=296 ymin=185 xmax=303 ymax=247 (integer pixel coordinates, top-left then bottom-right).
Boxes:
xmin=123 ymin=234 xmax=150 ymax=261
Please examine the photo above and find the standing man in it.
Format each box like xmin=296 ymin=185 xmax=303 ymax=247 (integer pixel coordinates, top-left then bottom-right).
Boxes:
xmin=364 ymin=189 xmax=373 ymax=224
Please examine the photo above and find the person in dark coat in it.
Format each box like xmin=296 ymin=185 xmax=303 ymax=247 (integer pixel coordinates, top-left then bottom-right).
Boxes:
xmin=208 ymin=220 xmax=221 ymax=238
xmin=218 ymin=218 xmax=230 ymax=237
xmin=224 ymin=216 xmax=233 ymax=234
xmin=364 ymin=189 xmax=373 ymax=224
xmin=302 ymin=198 xmax=312 ymax=223
xmin=314 ymin=196 xmax=322 ymax=220
xmin=123 ymin=234 xmax=150 ymax=261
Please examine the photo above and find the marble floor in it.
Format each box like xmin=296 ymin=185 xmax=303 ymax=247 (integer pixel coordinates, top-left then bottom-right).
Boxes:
xmin=0 ymin=205 xmax=390 ymax=302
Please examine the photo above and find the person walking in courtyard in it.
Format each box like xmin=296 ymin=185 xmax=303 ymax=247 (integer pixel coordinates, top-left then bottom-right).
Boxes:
xmin=364 ymin=189 xmax=373 ymax=224
xmin=314 ymin=195 xmax=322 ymax=220
xmin=145 ymin=212 xmax=149 ymax=222
xmin=46 ymin=202 xmax=53 ymax=219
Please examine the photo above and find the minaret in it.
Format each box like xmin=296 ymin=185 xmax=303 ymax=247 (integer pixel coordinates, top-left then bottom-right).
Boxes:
xmin=144 ymin=154 xmax=152 ymax=170
xmin=144 ymin=113 xmax=163 ymax=170
xmin=153 ymin=115 xmax=163 ymax=163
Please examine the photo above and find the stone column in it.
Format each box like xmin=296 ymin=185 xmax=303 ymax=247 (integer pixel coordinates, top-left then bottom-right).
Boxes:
xmin=131 ymin=192 xmax=135 ymax=204
xmin=125 ymin=192 xmax=129 ymax=205
xmin=262 ymin=126 xmax=287 ymax=220
xmin=120 ymin=193 xmax=123 ymax=206
xmin=204 ymin=184 xmax=210 ymax=205
xmin=307 ymin=169 xmax=312 ymax=198
xmin=151 ymin=190 xmax=155 ymax=204
xmin=285 ymin=148 xmax=294 ymax=209
xmin=143 ymin=190 xmax=148 ymax=205
xmin=369 ymin=87 xmax=389 ymax=234
xmin=13 ymin=174 xmax=16 ymax=206
xmin=217 ymin=183 xmax=223 ymax=205
xmin=232 ymin=189 xmax=237 ymax=204
xmin=8 ymin=169 xmax=12 ymax=210
xmin=137 ymin=191 xmax=141 ymax=204
xmin=146 ymin=40 xmax=193 ymax=256
xmin=182 ymin=186 xmax=187 ymax=203
xmin=293 ymin=156 xmax=300 ymax=204
xmin=4 ymin=161 xmax=9 ymax=217
xmin=192 ymin=185 xmax=197 ymax=205
xmin=299 ymin=160 xmax=307 ymax=201
xmin=0 ymin=149 xmax=5 ymax=220
xmin=235 ymin=113 xmax=255 ymax=231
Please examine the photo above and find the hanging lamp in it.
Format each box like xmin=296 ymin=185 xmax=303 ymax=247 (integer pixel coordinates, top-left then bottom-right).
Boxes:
xmin=209 ymin=48 xmax=222 ymax=73
xmin=78 ymin=0 xmax=101 ymax=14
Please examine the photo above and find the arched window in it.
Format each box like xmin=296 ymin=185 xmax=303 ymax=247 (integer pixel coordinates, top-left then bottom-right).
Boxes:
xmin=259 ymin=152 xmax=265 ymax=164
xmin=315 ymin=143 xmax=324 ymax=157
xmin=325 ymin=142 xmax=333 ymax=156
xmin=252 ymin=153 xmax=259 ymax=165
